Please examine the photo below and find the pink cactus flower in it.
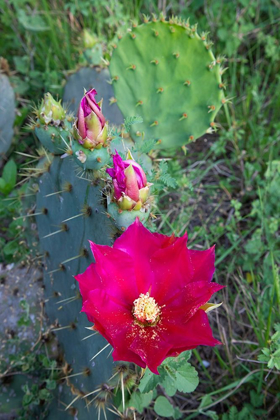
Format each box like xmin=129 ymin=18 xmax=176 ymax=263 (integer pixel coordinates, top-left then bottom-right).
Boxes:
xmin=106 ymin=151 xmax=150 ymax=210
xmin=75 ymin=219 xmax=224 ymax=374
xmin=74 ymin=88 xmax=108 ymax=149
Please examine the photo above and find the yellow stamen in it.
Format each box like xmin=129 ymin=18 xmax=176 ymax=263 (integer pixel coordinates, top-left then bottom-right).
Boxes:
xmin=133 ymin=292 xmax=161 ymax=326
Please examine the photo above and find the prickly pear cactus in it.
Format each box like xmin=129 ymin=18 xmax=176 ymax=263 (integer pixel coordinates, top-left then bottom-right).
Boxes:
xmin=109 ymin=18 xmax=225 ymax=148
xmin=63 ymin=68 xmax=123 ymax=126
xmin=34 ymin=156 xmax=117 ymax=419
xmin=0 ymin=74 xmax=15 ymax=157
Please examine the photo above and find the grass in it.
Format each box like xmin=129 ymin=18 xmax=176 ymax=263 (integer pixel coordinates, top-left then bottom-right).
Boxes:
xmin=0 ymin=0 xmax=280 ymax=418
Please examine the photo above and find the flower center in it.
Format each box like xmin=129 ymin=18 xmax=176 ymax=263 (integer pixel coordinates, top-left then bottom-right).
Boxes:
xmin=132 ymin=292 xmax=161 ymax=327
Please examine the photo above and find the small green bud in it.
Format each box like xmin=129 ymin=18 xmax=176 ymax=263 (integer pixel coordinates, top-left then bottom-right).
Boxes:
xmin=38 ymin=93 xmax=66 ymax=126
xmin=82 ymin=29 xmax=98 ymax=49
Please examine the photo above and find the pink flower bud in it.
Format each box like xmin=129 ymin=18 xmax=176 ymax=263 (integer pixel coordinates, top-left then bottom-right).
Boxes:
xmin=74 ymin=88 xmax=108 ymax=149
xmin=106 ymin=151 xmax=150 ymax=209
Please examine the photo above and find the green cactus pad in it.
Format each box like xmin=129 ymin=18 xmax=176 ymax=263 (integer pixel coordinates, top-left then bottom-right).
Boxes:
xmin=35 ymin=121 xmax=72 ymax=154
xmin=83 ymin=44 xmax=103 ymax=65
xmin=71 ymin=140 xmax=110 ymax=170
xmin=107 ymin=201 xmax=150 ymax=231
xmin=109 ymin=20 xmax=224 ymax=148
xmin=0 ymin=74 xmax=15 ymax=157
xmin=35 ymin=156 xmax=117 ymax=419
xmin=63 ymin=67 xmax=123 ymax=126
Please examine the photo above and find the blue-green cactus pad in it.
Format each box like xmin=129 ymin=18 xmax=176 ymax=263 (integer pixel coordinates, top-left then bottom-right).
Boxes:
xmin=35 ymin=121 xmax=72 ymax=155
xmin=71 ymin=141 xmax=110 ymax=170
xmin=36 ymin=156 xmax=117 ymax=419
xmin=0 ymin=74 xmax=15 ymax=157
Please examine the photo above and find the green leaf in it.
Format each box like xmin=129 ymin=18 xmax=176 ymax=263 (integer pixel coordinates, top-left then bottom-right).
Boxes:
xmin=272 ymin=348 xmax=280 ymax=357
xmin=0 ymin=178 xmax=7 ymax=194
xmin=139 ymin=351 xmax=198 ymax=398
xmin=261 ymin=348 xmax=270 ymax=356
xmin=1 ymin=159 xmax=17 ymax=194
xmin=160 ymin=375 xmax=177 ymax=397
xmin=127 ymin=390 xmax=153 ymax=414
xmin=136 ymin=138 xmax=157 ymax=154
xmin=17 ymin=10 xmax=49 ymax=31
xmin=46 ymin=379 xmax=57 ymax=390
xmin=199 ymin=394 xmax=213 ymax=409
xmin=20 ymin=299 xmax=29 ymax=312
xmin=39 ymin=388 xmax=52 ymax=401
xmin=3 ymin=239 xmax=19 ymax=257
xmin=154 ymin=396 xmax=175 ymax=418
xmin=203 ymin=410 xmax=219 ymax=420
xmin=138 ymin=368 xmax=160 ymax=393
xmin=124 ymin=115 xmax=143 ymax=133
xmin=13 ymin=56 xmax=29 ymax=74
xmin=174 ymin=362 xmax=199 ymax=393
xmin=258 ymin=354 xmax=269 ymax=363
xmin=22 ymin=393 xmax=34 ymax=407
xmin=17 ymin=315 xmax=31 ymax=327
xmin=274 ymin=358 xmax=280 ymax=370
xmin=161 ymin=351 xmax=198 ymax=394
xmin=158 ymin=160 xmax=178 ymax=189
xmin=250 ymin=390 xmax=263 ymax=408
xmin=267 ymin=358 xmax=275 ymax=369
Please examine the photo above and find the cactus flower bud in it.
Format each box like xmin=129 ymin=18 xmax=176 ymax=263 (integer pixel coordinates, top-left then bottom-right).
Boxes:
xmin=38 ymin=93 xmax=66 ymax=126
xmin=82 ymin=29 xmax=98 ymax=49
xmin=73 ymin=88 xmax=108 ymax=150
xmin=106 ymin=151 xmax=151 ymax=211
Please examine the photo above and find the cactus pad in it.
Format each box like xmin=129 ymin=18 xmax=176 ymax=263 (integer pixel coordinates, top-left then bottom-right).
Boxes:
xmin=35 ymin=156 xmax=117 ymax=418
xmin=34 ymin=121 xmax=72 ymax=155
xmin=109 ymin=20 xmax=224 ymax=148
xmin=0 ymin=74 xmax=15 ymax=157
xmin=71 ymin=141 xmax=110 ymax=170
xmin=107 ymin=201 xmax=150 ymax=231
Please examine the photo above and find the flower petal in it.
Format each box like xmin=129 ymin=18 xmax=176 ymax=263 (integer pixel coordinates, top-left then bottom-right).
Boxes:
xmin=112 ymin=346 xmax=146 ymax=368
xmin=163 ymin=309 xmax=221 ymax=355
xmin=85 ymin=111 xmax=102 ymax=141
xmin=188 ymin=246 xmax=216 ymax=282
xmin=124 ymin=164 xmax=139 ymax=202
xmin=123 ymin=159 xmax=147 ymax=188
xmin=113 ymin=219 xmax=160 ymax=293
xmin=82 ymin=289 xmax=131 ymax=340
xmin=77 ymin=105 xmax=86 ymax=139
xmin=161 ymin=281 xmax=225 ymax=322
xmin=129 ymin=327 xmax=172 ymax=374
xmin=75 ymin=263 xmax=102 ymax=301
xmin=89 ymin=242 xmax=138 ymax=304
xmin=85 ymin=89 xmax=106 ymax=126
xmin=149 ymin=234 xmax=193 ymax=303
xmin=84 ymin=289 xmax=145 ymax=367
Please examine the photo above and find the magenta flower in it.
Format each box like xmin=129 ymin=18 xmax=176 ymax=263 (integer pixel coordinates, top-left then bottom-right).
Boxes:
xmin=75 ymin=219 xmax=224 ymax=374
xmin=73 ymin=88 xmax=108 ymax=149
xmin=106 ymin=151 xmax=150 ymax=210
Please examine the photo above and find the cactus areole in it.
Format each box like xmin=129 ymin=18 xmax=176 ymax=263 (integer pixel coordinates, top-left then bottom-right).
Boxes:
xmin=76 ymin=219 xmax=224 ymax=374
